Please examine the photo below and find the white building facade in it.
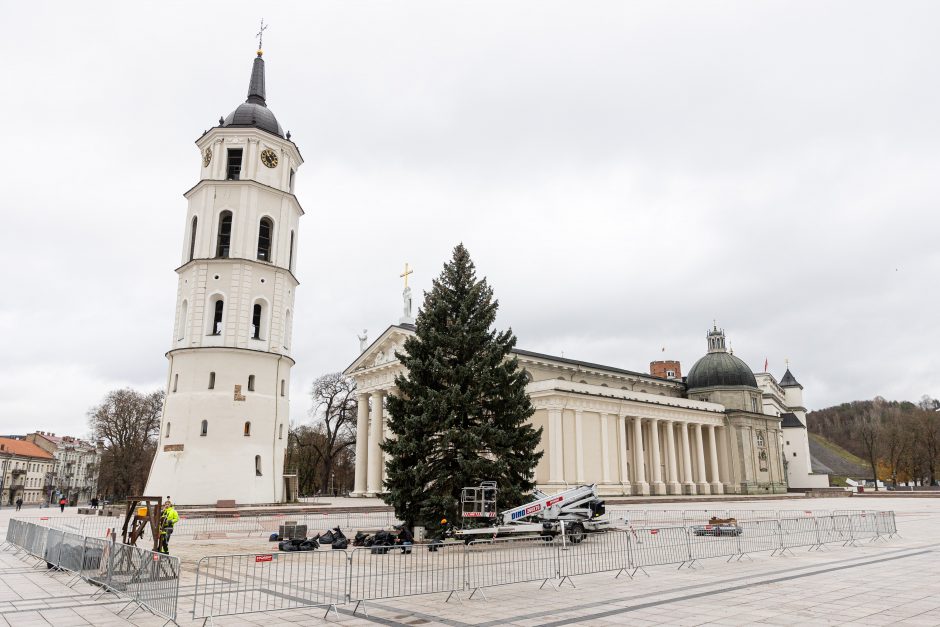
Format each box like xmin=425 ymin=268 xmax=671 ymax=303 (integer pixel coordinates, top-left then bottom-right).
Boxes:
xmin=757 ymin=370 xmax=829 ymax=489
xmin=144 ymin=48 xmax=303 ymax=506
xmin=346 ymin=324 xmax=806 ymax=497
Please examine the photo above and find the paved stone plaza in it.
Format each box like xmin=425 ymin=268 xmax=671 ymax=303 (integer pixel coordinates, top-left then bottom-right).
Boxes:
xmin=1 ymin=496 xmax=938 ymax=626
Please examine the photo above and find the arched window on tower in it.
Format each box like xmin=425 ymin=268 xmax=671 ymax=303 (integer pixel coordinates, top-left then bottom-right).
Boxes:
xmin=165 ymin=422 xmax=171 ymax=438
xmin=255 ymin=455 xmax=262 ymax=476
xmin=216 ymin=211 xmax=232 ymax=258
xmin=201 ymin=420 xmax=208 ymax=436
xmin=208 ymin=372 xmax=216 ymax=389
xmin=244 ymin=421 xmax=251 ymax=436
xmin=210 ymin=299 xmax=224 ymax=335
xmin=257 ymin=217 xmax=273 ymax=261
xmin=189 ymin=216 xmax=198 ymax=261
xmin=288 ymin=230 xmax=295 ymax=271
xmin=248 ymin=375 xmax=256 ymax=391
xmin=252 ymin=303 xmax=263 ymax=339
xmin=177 ymin=300 xmax=188 ymax=341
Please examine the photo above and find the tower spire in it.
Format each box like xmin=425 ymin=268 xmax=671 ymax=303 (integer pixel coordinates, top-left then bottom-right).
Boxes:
xmin=247 ymin=20 xmax=268 ymax=106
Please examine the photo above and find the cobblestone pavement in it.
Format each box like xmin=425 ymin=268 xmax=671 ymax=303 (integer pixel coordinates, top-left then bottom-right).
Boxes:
xmin=1 ymin=496 xmax=938 ymax=626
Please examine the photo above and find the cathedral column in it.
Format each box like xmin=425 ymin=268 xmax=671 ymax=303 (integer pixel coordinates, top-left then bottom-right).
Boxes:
xmin=680 ymin=422 xmax=695 ymax=494
xmin=664 ymin=420 xmax=681 ymax=495
xmin=574 ymin=410 xmax=585 ymax=483
xmin=708 ymin=425 xmax=724 ymax=494
xmin=632 ymin=417 xmax=649 ymax=495
xmin=648 ymin=419 xmax=665 ymax=495
xmin=352 ymin=392 xmax=370 ymax=495
xmin=693 ymin=423 xmax=710 ymax=494
xmin=548 ymin=408 xmax=564 ymax=483
xmin=617 ymin=415 xmax=631 ymax=494
xmin=600 ymin=413 xmax=611 ymax=484
xmin=367 ymin=390 xmax=385 ymax=494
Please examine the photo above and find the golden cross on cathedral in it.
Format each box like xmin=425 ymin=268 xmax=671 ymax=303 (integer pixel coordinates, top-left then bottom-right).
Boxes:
xmin=400 ymin=262 xmax=414 ymax=288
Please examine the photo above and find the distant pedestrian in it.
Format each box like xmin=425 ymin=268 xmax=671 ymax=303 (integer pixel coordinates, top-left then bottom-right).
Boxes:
xmin=90 ymin=497 xmax=99 ymax=509
xmin=59 ymin=497 xmax=67 ymax=512
xmin=15 ymin=498 xmax=23 ymax=511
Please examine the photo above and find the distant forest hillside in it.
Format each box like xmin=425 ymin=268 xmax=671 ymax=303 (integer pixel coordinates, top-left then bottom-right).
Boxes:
xmin=807 ymin=396 xmax=940 ymax=486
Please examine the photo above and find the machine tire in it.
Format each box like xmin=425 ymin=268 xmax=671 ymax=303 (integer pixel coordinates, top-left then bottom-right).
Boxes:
xmin=568 ymin=522 xmax=586 ymax=544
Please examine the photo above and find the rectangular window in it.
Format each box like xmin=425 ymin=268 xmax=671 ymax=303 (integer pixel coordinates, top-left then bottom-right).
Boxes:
xmin=248 ymin=375 xmax=255 ymax=392
xmin=226 ymin=148 xmax=243 ymax=180
xmin=173 ymin=373 xmax=178 ymax=393
xmin=289 ymin=169 xmax=295 ymax=192
xmin=208 ymin=372 xmax=216 ymax=389
xmin=280 ymin=379 xmax=285 ymax=397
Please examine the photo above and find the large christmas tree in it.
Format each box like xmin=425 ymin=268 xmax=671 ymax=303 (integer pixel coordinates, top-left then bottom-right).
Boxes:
xmin=381 ymin=244 xmax=543 ymax=531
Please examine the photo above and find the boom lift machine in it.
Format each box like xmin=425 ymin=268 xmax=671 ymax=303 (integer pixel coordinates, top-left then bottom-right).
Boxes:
xmin=455 ymin=482 xmax=608 ymax=542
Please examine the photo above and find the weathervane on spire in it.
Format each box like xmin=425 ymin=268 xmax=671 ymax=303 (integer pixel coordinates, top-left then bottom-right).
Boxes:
xmin=256 ymin=18 xmax=268 ymax=55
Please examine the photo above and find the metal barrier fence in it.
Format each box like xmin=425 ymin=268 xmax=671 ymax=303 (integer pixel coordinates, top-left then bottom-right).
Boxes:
xmin=188 ymin=510 xmax=898 ymax=621
xmin=6 ymin=510 xmax=897 ymax=623
xmin=193 ymin=549 xmax=348 ymax=619
xmin=4 ymin=519 xmax=180 ymax=624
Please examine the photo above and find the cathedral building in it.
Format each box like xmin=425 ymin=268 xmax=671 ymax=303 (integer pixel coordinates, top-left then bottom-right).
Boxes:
xmin=145 ymin=46 xmax=303 ymax=505
xmin=346 ymin=321 xmax=827 ymax=497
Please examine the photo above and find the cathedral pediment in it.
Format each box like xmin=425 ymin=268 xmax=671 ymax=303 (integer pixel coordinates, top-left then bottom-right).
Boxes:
xmin=344 ymin=324 xmax=415 ymax=374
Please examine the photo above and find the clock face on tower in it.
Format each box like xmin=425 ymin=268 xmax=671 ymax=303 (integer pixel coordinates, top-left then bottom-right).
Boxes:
xmin=260 ymin=148 xmax=279 ymax=169
xmin=202 ymin=148 xmax=212 ymax=167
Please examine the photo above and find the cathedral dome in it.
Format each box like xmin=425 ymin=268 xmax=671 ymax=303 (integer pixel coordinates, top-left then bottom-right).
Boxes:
xmin=686 ymin=351 xmax=758 ymax=389
xmin=220 ymin=53 xmax=284 ymax=138
xmin=686 ymin=325 xmax=758 ymax=390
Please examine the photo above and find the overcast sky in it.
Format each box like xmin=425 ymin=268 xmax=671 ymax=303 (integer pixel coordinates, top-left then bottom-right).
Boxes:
xmin=2 ymin=1 xmax=937 ymax=437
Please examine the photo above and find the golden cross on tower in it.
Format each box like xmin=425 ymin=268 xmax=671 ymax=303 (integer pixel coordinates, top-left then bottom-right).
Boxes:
xmin=255 ymin=18 xmax=268 ymax=53
xmin=400 ymin=262 xmax=414 ymax=288
xmin=785 ymin=357 xmax=790 ymax=369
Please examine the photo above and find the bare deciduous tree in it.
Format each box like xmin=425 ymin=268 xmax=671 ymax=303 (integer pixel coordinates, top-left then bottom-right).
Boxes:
xmin=285 ymin=373 xmax=358 ymax=496
xmin=88 ymin=388 xmax=164 ymax=500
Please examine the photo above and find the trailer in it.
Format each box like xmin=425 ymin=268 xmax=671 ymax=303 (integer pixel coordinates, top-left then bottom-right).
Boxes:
xmin=454 ymin=483 xmax=608 ymax=542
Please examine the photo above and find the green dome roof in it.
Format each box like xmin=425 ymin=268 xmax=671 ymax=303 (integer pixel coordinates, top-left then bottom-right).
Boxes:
xmin=687 ymin=351 xmax=758 ymax=389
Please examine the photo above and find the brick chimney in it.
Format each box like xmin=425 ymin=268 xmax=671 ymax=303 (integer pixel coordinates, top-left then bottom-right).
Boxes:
xmin=650 ymin=360 xmax=682 ymax=380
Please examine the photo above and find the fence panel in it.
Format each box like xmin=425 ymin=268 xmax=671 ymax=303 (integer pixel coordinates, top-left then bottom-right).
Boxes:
xmin=107 ymin=543 xmax=180 ymax=621
xmin=44 ymin=528 xmax=65 ymax=567
xmin=875 ymin=511 xmax=897 ymax=536
xmin=558 ymin=530 xmax=630 ymax=578
xmin=688 ymin=525 xmax=741 ymax=561
xmin=628 ymin=526 xmax=690 ymax=568
xmin=850 ymin=511 xmax=879 ymax=540
xmin=57 ymin=531 xmax=86 ymax=573
xmin=193 ymin=549 xmax=346 ymax=619
xmin=465 ymin=536 xmax=557 ymax=590
xmin=815 ymin=515 xmax=850 ymax=545
xmin=80 ymin=537 xmax=109 ymax=584
xmin=737 ymin=519 xmax=781 ymax=555
xmin=350 ymin=543 xmax=464 ymax=601
xmin=779 ymin=516 xmax=818 ymax=549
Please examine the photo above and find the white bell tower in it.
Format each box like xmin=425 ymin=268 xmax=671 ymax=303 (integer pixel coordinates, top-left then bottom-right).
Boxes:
xmin=144 ymin=45 xmax=304 ymax=505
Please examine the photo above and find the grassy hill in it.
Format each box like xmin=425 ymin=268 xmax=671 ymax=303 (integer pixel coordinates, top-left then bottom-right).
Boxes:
xmin=807 ymin=432 xmax=871 ymax=479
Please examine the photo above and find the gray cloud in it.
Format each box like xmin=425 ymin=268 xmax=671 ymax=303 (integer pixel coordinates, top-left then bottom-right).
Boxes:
xmin=1 ymin=1 xmax=937 ymax=436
